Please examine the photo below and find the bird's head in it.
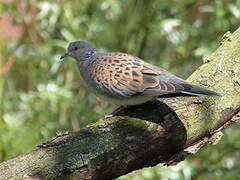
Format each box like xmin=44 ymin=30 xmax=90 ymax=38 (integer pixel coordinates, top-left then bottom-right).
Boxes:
xmin=60 ymin=41 xmax=96 ymax=61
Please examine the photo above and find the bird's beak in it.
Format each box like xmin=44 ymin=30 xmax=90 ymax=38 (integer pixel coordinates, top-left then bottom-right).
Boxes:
xmin=60 ymin=52 xmax=70 ymax=59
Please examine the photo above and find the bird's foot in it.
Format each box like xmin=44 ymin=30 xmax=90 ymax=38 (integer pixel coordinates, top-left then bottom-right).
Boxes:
xmin=100 ymin=114 xmax=113 ymax=120
xmin=100 ymin=106 xmax=126 ymax=120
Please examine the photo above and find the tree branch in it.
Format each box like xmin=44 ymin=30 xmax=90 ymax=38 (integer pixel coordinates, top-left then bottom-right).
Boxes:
xmin=0 ymin=28 xmax=240 ymax=180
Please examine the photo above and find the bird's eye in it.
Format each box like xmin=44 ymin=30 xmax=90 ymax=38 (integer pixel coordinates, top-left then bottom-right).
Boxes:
xmin=73 ymin=47 xmax=79 ymax=51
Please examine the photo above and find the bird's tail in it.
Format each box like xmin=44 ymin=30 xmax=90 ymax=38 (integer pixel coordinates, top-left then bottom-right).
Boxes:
xmin=181 ymin=83 xmax=222 ymax=97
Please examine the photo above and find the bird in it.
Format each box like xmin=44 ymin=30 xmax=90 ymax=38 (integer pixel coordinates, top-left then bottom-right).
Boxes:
xmin=60 ymin=41 xmax=221 ymax=118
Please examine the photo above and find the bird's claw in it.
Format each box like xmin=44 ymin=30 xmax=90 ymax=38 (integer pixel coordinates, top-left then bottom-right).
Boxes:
xmin=100 ymin=114 xmax=113 ymax=120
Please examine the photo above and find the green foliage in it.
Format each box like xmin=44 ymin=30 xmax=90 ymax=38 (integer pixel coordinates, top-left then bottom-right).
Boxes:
xmin=0 ymin=0 xmax=239 ymax=179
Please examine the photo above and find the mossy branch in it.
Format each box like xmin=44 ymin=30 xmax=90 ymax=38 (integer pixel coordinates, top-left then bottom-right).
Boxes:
xmin=0 ymin=28 xmax=240 ymax=180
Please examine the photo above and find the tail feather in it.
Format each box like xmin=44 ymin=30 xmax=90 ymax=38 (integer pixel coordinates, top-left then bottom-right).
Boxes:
xmin=181 ymin=83 xmax=222 ymax=97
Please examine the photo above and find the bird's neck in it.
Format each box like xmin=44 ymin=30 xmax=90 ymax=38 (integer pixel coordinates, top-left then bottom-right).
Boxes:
xmin=81 ymin=50 xmax=96 ymax=59
xmin=77 ymin=60 xmax=92 ymax=80
xmin=77 ymin=50 xmax=96 ymax=82
xmin=77 ymin=60 xmax=89 ymax=71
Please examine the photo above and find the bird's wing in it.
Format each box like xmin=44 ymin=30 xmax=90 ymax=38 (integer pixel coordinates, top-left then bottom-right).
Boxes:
xmin=91 ymin=53 xmax=146 ymax=98
xmin=141 ymin=64 xmax=221 ymax=97
xmin=91 ymin=53 xmax=220 ymax=98
xmin=91 ymin=53 xmax=185 ymax=98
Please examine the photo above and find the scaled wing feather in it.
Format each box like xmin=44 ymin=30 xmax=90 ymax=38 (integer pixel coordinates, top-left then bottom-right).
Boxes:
xmin=90 ymin=53 xmax=187 ymax=98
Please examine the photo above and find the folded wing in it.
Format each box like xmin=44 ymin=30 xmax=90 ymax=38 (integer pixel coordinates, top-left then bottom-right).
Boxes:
xmin=91 ymin=53 xmax=221 ymax=98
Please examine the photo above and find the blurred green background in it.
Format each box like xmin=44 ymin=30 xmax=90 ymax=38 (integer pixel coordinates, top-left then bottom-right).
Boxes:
xmin=0 ymin=0 xmax=239 ymax=179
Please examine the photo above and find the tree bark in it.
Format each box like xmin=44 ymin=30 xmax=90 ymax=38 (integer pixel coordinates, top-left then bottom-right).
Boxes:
xmin=0 ymin=28 xmax=240 ymax=180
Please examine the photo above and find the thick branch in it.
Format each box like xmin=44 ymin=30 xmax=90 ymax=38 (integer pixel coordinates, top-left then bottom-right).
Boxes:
xmin=0 ymin=28 xmax=240 ymax=180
